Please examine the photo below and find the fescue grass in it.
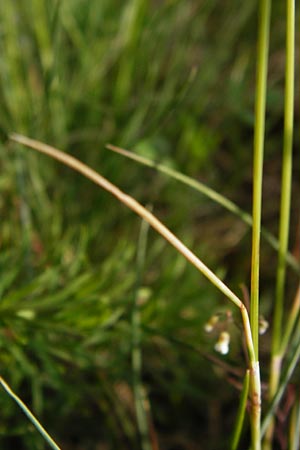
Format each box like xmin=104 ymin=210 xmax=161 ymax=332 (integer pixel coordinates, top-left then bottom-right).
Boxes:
xmin=1 ymin=1 xmax=299 ymax=449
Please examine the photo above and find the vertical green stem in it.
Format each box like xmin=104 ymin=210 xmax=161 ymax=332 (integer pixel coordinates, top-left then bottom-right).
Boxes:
xmin=241 ymin=307 xmax=261 ymax=450
xmin=231 ymin=370 xmax=250 ymax=450
xmin=264 ymin=0 xmax=295 ymax=447
xmin=251 ymin=0 xmax=271 ymax=360
xmin=132 ymin=216 xmax=152 ymax=450
xmin=289 ymin=391 xmax=300 ymax=450
xmin=280 ymin=284 xmax=300 ymax=356
xmin=272 ymin=0 xmax=295 ymax=357
xmin=250 ymin=1 xmax=271 ymax=447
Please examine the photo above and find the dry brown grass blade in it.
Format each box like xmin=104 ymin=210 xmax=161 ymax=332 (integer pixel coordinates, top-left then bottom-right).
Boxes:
xmin=9 ymin=133 xmax=257 ymax=365
xmin=10 ymin=133 xmax=243 ymax=309
xmin=10 ymin=132 xmax=261 ymax=447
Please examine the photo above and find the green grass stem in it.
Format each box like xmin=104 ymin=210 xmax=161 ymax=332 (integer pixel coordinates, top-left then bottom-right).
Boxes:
xmin=261 ymin=329 xmax=300 ymax=438
xmin=0 ymin=376 xmax=61 ymax=450
xmin=264 ymin=0 xmax=295 ymax=446
xmin=106 ymin=144 xmax=299 ymax=273
xmin=271 ymin=0 xmax=295 ymax=356
xmin=280 ymin=283 xmax=300 ymax=356
xmin=289 ymin=395 xmax=300 ymax=450
xmin=247 ymin=1 xmax=272 ymax=443
xmin=9 ymin=135 xmax=245 ymax=315
xmin=132 ymin=216 xmax=152 ymax=450
xmin=250 ymin=0 xmax=271 ymax=361
xmin=231 ymin=370 xmax=250 ymax=450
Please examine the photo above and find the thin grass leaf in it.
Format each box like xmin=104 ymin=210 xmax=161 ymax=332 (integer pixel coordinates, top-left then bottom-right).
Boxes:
xmin=265 ymin=0 xmax=296 ymax=446
xmin=132 ymin=216 xmax=152 ymax=450
xmin=271 ymin=0 xmax=295 ymax=361
xmin=230 ymin=369 xmax=250 ymax=450
xmin=250 ymin=0 xmax=271 ymax=360
xmin=289 ymin=394 xmax=300 ymax=450
xmin=261 ymin=334 xmax=300 ymax=437
xmin=106 ymin=144 xmax=299 ymax=274
xmin=280 ymin=284 xmax=300 ymax=356
xmin=9 ymin=135 xmax=245 ymax=313
xmin=0 ymin=376 xmax=61 ymax=450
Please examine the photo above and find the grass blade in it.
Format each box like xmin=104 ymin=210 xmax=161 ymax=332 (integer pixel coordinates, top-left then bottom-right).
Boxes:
xmin=9 ymin=134 xmax=244 ymax=311
xmin=0 ymin=376 xmax=61 ymax=450
xmin=289 ymin=394 xmax=300 ymax=450
xmin=265 ymin=0 xmax=295 ymax=445
xmin=230 ymin=370 xmax=250 ymax=450
xmin=132 ymin=216 xmax=152 ymax=450
xmin=106 ymin=144 xmax=299 ymax=274
xmin=261 ymin=335 xmax=300 ymax=438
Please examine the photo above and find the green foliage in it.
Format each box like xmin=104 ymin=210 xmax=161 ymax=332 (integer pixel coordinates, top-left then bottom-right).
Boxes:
xmin=0 ymin=0 xmax=299 ymax=449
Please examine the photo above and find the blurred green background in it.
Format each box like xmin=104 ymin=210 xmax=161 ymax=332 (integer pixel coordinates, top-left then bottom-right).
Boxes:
xmin=0 ymin=1 xmax=299 ymax=449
